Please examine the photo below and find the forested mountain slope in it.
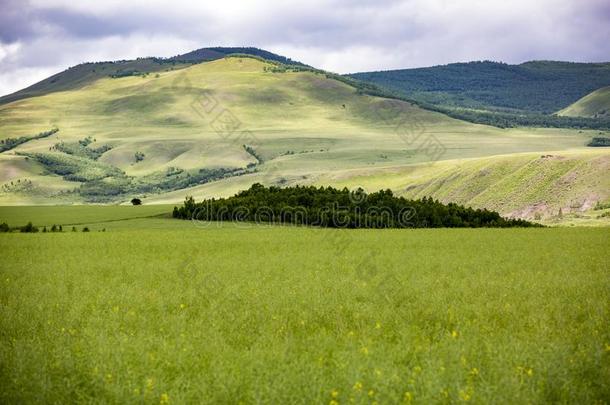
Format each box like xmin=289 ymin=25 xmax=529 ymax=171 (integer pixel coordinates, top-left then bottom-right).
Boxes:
xmin=350 ymin=61 xmax=610 ymax=114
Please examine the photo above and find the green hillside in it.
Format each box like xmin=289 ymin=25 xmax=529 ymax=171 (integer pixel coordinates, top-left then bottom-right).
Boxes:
xmin=318 ymin=149 xmax=610 ymax=222
xmin=0 ymin=48 xmax=303 ymax=106
xmin=0 ymin=58 xmax=191 ymax=106
xmin=0 ymin=55 xmax=607 ymax=223
xmin=558 ymin=86 xmax=610 ymax=118
xmin=349 ymin=61 xmax=610 ymax=114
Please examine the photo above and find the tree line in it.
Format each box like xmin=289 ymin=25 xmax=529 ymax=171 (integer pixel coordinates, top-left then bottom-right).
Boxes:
xmin=0 ymin=222 xmax=95 ymax=233
xmin=0 ymin=128 xmax=58 ymax=152
xmin=172 ymin=184 xmax=538 ymax=228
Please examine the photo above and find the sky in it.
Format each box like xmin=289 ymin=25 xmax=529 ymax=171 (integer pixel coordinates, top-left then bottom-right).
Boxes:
xmin=1 ymin=0 xmax=609 ymax=96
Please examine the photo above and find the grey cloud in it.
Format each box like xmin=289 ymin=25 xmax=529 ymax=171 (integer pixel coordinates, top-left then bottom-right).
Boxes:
xmin=0 ymin=0 xmax=609 ymax=96
xmin=0 ymin=0 xmax=38 ymax=42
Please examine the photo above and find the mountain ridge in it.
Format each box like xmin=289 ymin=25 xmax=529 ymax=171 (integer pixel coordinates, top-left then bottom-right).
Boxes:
xmin=0 ymin=47 xmax=306 ymax=106
xmin=349 ymin=60 xmax=610 ymax=114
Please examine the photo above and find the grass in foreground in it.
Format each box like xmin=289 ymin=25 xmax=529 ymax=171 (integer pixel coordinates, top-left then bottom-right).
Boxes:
xmin=0 ymin=204 xmax=172 ymax=228
xmin=1 ymin=223 xmax=608 ymax=403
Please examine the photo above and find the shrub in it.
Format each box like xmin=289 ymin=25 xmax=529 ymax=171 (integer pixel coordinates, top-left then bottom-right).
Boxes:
xmin=83 ymin=227 xmax=90 ymax=232
xmin=22 ymin=152 xmax=123 ymax=182
xmin=594 ymin=201 xmax=610 ymax=210
xmin=20 ymin=222 xmax=39 ymax=233
xmin=54 ymin=140 xmax=112 ymax=160
xmin=131 ymin=198 xmax=142 ymax=205
xmin=0 ymin=222 xmax=9 ymax=232
xmin=587 ymin=137 xmax=610 ymax=147
xmin=0 ymin=128 xmax=59 ymax=153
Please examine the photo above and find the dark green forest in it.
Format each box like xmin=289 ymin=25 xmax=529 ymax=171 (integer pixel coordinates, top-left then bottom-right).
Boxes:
xmin=349 ymin=61 xmax=610 ymax=114
xmin=173 ymin=184 xmax=537 ymax=228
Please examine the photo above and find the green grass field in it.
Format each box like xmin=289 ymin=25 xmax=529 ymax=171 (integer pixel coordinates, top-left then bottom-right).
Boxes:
xmin=0 ymin=204 xmax=172 ymax=228
xmin=0 ymin=206 xmax=609 ymax=403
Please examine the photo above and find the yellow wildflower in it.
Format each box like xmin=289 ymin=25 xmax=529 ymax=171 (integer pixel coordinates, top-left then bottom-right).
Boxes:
xmin=353 ymin=381 xmax=362 ymax=391
xmin=459 ymin=389 xmax=471 ymax=401
xmin=331 ymin=389 xmax=339 ymax=398
xmin=368 ymin=389 xmax=375 ymax=397
xmin=360 ymin=347 xmax=369 ymax=356
xmin=375 ymin=322 xmax=381 ymax=329
xmin=160 ymin=393 xmax=170 ymax=404
xmin=451 ymin=330 xmax=458 ymax=338
xmin=404 ymin=391 xmax=413 ymax=402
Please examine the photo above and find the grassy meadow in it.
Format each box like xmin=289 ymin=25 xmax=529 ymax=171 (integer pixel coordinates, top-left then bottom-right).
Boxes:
xmin=1 ymin=206 xmax=609 ymax=403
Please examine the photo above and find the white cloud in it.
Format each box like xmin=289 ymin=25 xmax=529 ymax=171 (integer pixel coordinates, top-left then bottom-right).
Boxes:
xmin=0 ymin=66 xmax=59 ymax=96
xmin=0 ymin=41 xmax=21 ymax=64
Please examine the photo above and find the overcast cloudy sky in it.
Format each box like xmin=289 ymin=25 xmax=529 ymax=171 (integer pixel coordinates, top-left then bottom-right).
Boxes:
xmin=1 ymin=0 xmax=609 ymax=96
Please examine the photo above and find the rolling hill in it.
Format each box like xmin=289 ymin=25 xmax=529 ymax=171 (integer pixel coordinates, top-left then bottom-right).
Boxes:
xmin=317 ymin=149 xmax=610 ymax=221
xmin=558 ymin=86 xmax=610 ymax=118
xmin=349 ymin=61 xmax=610 ymax=114
xmin=0 ymin=53 xmax=608 ymax=223
xmin=0 ymin=47 xmax=305 ymax=106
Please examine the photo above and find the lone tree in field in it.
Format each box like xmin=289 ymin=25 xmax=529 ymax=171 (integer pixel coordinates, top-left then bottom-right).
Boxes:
xmin=131 ymin=198 xmax=142 ymax=205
